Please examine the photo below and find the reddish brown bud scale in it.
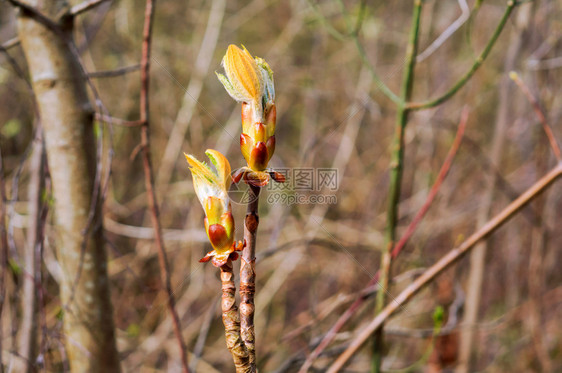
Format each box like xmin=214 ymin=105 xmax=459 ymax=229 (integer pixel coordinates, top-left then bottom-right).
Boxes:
xmin=270 ymin=170 xmax=286 ymax=183
xmin=244 ymin=173 xmax=269 ymax=187
xmin=208 ymin=224 xmax=229 ymax=249
xmin=232 ymin=168 xmax=245 ymax=184
xmin=250 ymin=142 xmax=269 ymax=171
xmin=266 ymin=135 xmax=275 ymax=164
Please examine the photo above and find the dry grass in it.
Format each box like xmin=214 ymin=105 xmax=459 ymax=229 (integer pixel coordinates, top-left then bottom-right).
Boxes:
xmin=1 ymin=0 xmax=561 ymax=371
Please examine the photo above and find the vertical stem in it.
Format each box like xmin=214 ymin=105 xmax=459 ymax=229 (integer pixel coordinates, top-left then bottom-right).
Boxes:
xmin=328 ymin=163 xmax=562 ymax=373
xmin=14 ymin=130 xmax=44 ymax=373
xmin=221 ymin=262 xmax=252 ymax=372
xmin=240 ymin=185 xmax=260 ymax=371
xmin=16 ymin=2 xmax=120 ymax=370
xmin=526 ymin=141 xmax=553 ymax=373
xmin=299 ymin=109 xmax=468 ymax=372
xmin=373 ymin=1 xmax=422 ymax=372
xmin=139 ymin=1 xmax=189 ymax=372
xmin=0 ymin=147 xmax=8 ymax=373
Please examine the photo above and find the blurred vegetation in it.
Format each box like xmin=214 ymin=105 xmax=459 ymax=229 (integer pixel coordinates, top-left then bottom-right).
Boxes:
xmin=1 ymin=0 xmax=561 ymax=371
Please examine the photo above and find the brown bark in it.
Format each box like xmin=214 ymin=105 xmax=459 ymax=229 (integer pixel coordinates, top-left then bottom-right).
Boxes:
xmin=220 ymin=262 xmax=252 ymax=373
xmin=16 ymin=1 xmax=120 ymax=371
xmin=240 ymin=184 xmax=259 ymax=371
xmin=138 ymin=0 xmax=189 ymax=371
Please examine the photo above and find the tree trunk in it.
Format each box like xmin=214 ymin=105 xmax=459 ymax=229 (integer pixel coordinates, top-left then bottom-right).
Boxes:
xmin=16 ymin=1 xmax=121 ymax=371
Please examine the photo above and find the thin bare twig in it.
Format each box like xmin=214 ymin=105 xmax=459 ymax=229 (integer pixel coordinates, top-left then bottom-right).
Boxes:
xmin=416 ymin=0 xmax=470 ymax=62
xmin=7 ymin=0 xmax=59 ymax=32
xmin=392 ymin=107 xmax=469 ymax=257
xmin=527 ymin=56 xmax=562 ymax=70
xmin=306 ymin=0 xmax=401 ymax=104
xmin=14 ymin=130 xmax=44 ymax=373
xmin=87 ymin=64 xmax=141 ymax=78
xmin=0 ymin=145 xmax=9 ymax=373
xmin=509 ymin=71 xmax=562 ymax=161
xmin=526 ymin=131 xmax=553 ymax=373
xmin=70 ymin=0 xmax=112 ymax=16
xmin=1 ymin=37 xmax=20 ymax=50
xmin=327 ymin=162 xmax=562 ymax=372
xmin=139 ymin=0 xmax=189 ymax=372
xmin=298 ymin=108 xmax=469 ymax=372
xmin=156 ymin=0 xmax=226 ymax=188
xmin=240 ymin=185 xmax=260 ymax=371
xmin=7 ymin=133 xmax=34 ymax=258
xmin=0 ymin=45 xmax=31 ymax=90
xmin=373 ymin=2 xmax=422 ymax=370
xmin=94 ymin=113 xmax=143 ymax=127
xmin=190 ymin=295 xmax=220 ymax=372
xmin=221 ymin=263 xmax=252 ymax=372
xmin=458 ymin=11 xmax=531 ymax=368
xmin=407 ymin=2 xmax=517 ymax=110
xmin=103 ymin=217 xmax=207 ymax=242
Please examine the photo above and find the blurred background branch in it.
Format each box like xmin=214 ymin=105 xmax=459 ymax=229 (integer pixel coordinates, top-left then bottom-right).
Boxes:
xmin=0 ymin=0 xmax=561 ymax=371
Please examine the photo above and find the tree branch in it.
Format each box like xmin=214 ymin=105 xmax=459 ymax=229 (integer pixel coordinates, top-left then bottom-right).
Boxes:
xmin=70 ymin=0 xmax=112 ymax=17
xmin=373 ymin=1 xmax=422 ymax=371
xmin=221 ymin=262 xmax=252 ymax=372
xmin=327 ymin=162 xmax=562 ymax=372
xmin=0 ymin=142 xmax=9 ymax=373
xmin=510 ymin=71 xmax=562 ymax=161
xmin=407 ymin=2 xmax=516 ymax=111
xmin=87 ymin=64 xmax=141 ymax=78
xmin=299 ymin=107 xmax=469 ymax=373
xmin=138 ymin=0 xmax=189 ymax=371
xmin=240 ymin=184 xmax=260 ymax=371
